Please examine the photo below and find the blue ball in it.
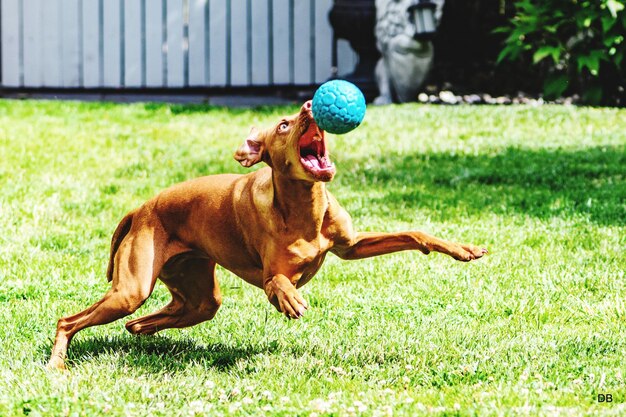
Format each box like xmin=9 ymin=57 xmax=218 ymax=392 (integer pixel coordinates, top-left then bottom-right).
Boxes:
xmin=312 ymin=80 xmax=366 ymax=134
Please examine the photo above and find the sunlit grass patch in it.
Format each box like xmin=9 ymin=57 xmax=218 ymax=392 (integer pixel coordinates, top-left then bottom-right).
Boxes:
xmin=0 ymin=99 xmax=625 ymax=416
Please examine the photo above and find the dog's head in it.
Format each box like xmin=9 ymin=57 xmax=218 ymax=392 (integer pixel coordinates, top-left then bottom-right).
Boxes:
xmin=234 ymin=101 xmax=336 ymax=182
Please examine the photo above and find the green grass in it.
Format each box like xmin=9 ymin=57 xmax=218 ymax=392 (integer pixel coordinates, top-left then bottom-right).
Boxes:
xmin=0 ymin=100 xmax=625 ymax=416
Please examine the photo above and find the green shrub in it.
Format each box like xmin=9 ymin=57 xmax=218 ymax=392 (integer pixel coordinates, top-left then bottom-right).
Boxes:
xmin=497 ymin=0 xmax=626 ymax=104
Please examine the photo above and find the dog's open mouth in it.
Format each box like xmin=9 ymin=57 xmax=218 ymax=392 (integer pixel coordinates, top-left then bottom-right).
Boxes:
xmin=298 ymin=121 xmax=335 ymax=179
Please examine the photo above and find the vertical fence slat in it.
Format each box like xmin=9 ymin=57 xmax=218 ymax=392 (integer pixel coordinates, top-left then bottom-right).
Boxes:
xmin=61 ymin=0 xmax=80 ymax=87
xmin=208 ymin=0 xmax=226 ymax=86
xmin=102 ymin=0 xmax=121 ymax=87
xmin=145 ymin=0 xmax=164 ymax=87
xmin=229 ymin=0 xmax=247 ymax=86
xmin=250 ymin=0 xmax=269 ymax=85
xmin=293 ymin=0 xmax=311 ymax=85
xmin=124 ymin=0 xmax=142 ymax=86
xmin=1 ymin=0 xmax=21 ymax=86
xmin=315 ymin=0 xmax=332 ymax=83
xmin=188 ymin=0 xmax=206 ymax=86
xmin=82 ymin=0 xmax=101 ymax=87
xmin=166 ymin=0 xmax=184 ymax=86
xmin=271 ymin=0 xmax=290 ymax=85
xmin=23 ymin=0 xmax=42 ymax=87
xmin=42 ymin=0 xmax=61 ymax=87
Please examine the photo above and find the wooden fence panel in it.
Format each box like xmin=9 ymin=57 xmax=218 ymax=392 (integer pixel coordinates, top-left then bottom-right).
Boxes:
xmin=166 ymin=0 xmax=184 ymax=87
xmin=103 ymin=0 xmax=122 ymax=87
xmin=0 ymin=0 xmax=356 ymax=89
xmin=250 ymin=0 xmax=270 ymax=86
xmin=60 ymin=0 xmax=80 ymax=87
xmin=124 ymin=0 xmax=143 ymax=87
xmin=1 ymin=0 xmax=20 ymax=87
xmin=42 ymin=0 xmax=61 ymax=87
xmin=208 ymin=0 xmax=227 ymax=86
xmin=23 ymin=0 xmax=42 ymax=87
xmin=82 ymin=0 xmax=101 ymax=87
xmin=315 ymin=0 xmax=333 ymax=83
xmin=293 ymin=0 xmax=312 ymax=84
xmin=230 ymin=0 xmax=249 ymax=86
xmin=271 ymin=0 xmax=291 ymax=85
xmin=145 ymin=0 xmax=164 ymax=87
xmin=188 ymin=0 xmax=207 ymax=86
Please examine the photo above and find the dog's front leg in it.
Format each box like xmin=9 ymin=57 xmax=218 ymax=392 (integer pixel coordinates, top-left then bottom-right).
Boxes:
xmin=264 ymin=274 xmax=309 ymax=319
xmin=332 ymin=231 xmax=487 ymax=262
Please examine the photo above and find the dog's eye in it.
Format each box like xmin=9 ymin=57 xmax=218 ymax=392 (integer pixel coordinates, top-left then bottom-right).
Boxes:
xmin=278 ymin=122 xmax=289 ymax=131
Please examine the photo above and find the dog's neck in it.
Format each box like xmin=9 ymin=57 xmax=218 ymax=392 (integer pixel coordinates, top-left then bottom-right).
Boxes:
xmin=271 ymin=171 xmax=328 ymax=233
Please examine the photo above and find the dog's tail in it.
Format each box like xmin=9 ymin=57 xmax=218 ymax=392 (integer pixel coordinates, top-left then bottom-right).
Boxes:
xmin=106 ymin=211 xmax=135 ymax=282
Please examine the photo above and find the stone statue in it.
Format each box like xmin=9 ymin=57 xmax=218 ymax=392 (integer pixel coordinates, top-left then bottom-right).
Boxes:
xmin=373 ymin=0 xmax=444 ymax=104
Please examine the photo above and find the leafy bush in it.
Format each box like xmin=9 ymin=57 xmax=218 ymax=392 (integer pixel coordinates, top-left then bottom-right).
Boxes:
xmin=497 ymin=0 xmax=626 ymax=104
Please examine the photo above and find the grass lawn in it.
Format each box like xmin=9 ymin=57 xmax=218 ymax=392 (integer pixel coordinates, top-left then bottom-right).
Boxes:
xmin=0 ymin=99 xmax=625 ymax=416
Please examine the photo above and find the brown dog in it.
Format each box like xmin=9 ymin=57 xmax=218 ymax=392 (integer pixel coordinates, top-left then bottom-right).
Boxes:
xmin=47 ymin=101 xmax=487 ymax=370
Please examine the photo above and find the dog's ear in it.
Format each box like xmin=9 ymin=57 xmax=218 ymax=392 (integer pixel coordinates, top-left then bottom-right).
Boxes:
xmin=234 ymin=127 xmax=264 ymax=167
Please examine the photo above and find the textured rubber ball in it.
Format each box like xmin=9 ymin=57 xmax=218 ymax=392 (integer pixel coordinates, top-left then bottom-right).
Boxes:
xmin=311 ymin=80 xmax=366 ymax=134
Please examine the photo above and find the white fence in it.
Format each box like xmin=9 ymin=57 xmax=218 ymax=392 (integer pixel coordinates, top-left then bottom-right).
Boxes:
xmin=0 ymin=0 xmax=357 ymax=89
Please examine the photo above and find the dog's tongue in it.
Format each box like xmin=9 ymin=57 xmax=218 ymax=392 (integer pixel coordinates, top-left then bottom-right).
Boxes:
xmin=302 ymin=155 xmax=332 ymax=169
xmin=303 ymin=154 xmax=320 ymax=169
xmin=302 ymin=154 xmax=332 ymax=170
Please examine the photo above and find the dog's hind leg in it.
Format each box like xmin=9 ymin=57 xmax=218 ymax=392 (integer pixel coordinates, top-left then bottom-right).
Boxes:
xmin=125 ymin=252 xmax=222 ymax=335
xmin=47 ymin=223 xmax=170 ymax=370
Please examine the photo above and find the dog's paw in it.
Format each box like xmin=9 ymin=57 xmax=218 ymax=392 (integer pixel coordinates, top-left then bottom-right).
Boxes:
xmin=266 ymin=275 xmax=309 ymax=319
xmin=46 ymin=356 xmax=67 ymax=371
xmin=453 ymin=244 xmax=488 ymax=262
xmin=277 ymin=287 xmax=309 ymax=319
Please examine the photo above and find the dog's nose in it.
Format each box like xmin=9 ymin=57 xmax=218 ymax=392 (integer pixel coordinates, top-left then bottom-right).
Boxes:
xmin=302 ymin=100 xmax=312 ymax=112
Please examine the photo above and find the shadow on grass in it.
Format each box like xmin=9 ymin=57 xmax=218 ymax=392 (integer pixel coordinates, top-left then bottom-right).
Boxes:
xmin=337 ymin=145 xmax=625 ymax=226
xmin=43 ymin=335 xmax=278 ymax=373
